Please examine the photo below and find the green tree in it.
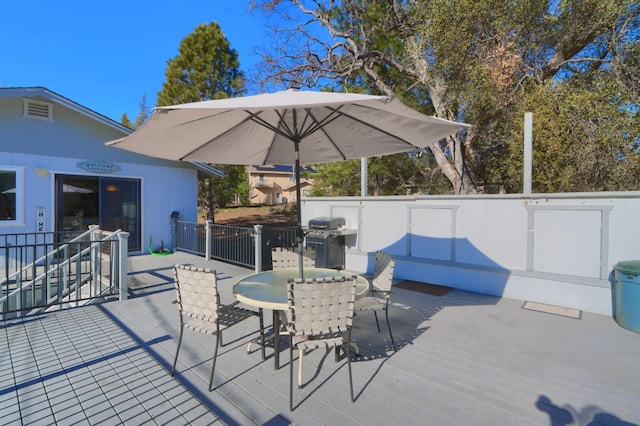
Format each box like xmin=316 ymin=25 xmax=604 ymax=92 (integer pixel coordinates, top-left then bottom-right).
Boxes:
xmin=311 ymin=160 xmax=360 ymax=196
xmin=205 ymin=165 xmax=251 ymax=209
xmin=499 ymin=74 xmax=640 ymax=193
xmin=133 ymin=94 xmax=151 ymax=129
xmin=311 ymin=153 xmax=434 ymax=196
xmin=156 ymin=22 xmax=247 ymax=219
xmin=251 ymin=0 xmax=638 ymax=194
xmin=120 ymin=113 xmax=133 ymax=130
xmin=120 ymin=94 xmax=151 ymax=130
xmin=157 ymin=22 xmax=245 ymax=106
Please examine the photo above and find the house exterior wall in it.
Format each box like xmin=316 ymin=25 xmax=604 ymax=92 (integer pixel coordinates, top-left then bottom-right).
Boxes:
xmin=247 ymin=166 xmax=312 ymax=205
xmin=0 ymin=89 xmax=198 ymax=255
xmin=300 ymin=192 xmax=640 ymax=315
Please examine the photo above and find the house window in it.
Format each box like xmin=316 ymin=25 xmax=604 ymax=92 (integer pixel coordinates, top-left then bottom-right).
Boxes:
xmin=0 ymin=167 xmax=24 ymax=225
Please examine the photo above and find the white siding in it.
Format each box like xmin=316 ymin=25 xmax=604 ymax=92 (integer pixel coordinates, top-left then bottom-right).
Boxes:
xmin=0 ymin=90 xmax=199 ymax=254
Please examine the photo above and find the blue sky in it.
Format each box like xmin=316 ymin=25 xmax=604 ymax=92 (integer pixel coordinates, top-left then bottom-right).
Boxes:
xmin=1 ymin=0 xmax=265 ymax=122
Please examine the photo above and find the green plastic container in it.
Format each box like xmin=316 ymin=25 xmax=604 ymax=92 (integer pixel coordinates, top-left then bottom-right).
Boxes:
xmin=613 ymin=260 xmax=640 ymax=333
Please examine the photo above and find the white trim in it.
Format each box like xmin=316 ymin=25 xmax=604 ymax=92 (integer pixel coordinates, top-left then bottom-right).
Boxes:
xmin=0 ymin=165 xmax=26 ymax=226
xmin=191 ymin=162 xmax=225 ymax=178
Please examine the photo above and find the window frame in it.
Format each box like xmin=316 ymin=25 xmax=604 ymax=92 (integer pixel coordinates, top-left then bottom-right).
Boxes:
xmin=0 ymin=166 xmax=25 ymax=227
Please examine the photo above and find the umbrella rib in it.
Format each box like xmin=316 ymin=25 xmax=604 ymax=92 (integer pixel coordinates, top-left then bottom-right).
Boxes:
xmin=306 ymin=109 xmax=348 ymax=160
xmin=246 ymin=107 xmax=350 ymax=142
xmin=177 ymin=113 xmax=258 ymax=161
xmin=296 ymin=105 xmax=349 ymax=139
xmin=247 ymin=110 xmax=298 ymax=141
xmin=324 ymin=104 xmax=425 ymax=148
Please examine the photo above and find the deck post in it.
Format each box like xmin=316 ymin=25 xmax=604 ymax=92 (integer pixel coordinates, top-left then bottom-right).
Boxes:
xmin=205 ymin=220 xmax=213 ymax=260
xmin=89 ymin=225 xmax=100 ymax=296
xmin=118 ymin=232 xmax=129 ymax=301
xmin=523 ymin=112 xmax=533 ymax=195
xmin=254 ymin=225 xmax=263 ymax=273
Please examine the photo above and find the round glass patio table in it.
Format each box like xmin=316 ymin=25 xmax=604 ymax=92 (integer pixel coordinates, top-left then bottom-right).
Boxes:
xmin=233 ymin=268 xmax=369 ymax=369
xmin=234 ymin=268 xmax=369 ymax=310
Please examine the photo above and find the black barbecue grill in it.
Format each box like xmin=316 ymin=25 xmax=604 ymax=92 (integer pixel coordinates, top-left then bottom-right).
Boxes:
xmin=306 ymin=216 xmax=354 ymax=269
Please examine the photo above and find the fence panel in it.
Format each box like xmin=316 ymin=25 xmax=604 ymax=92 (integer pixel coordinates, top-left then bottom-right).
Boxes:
xmin=210 ymin=224 xmax=255 ymax=268
xmin=174 ymin=221 xmax=298 ymax=270
xmin=174 ymin=221 xmax=206 ymax=255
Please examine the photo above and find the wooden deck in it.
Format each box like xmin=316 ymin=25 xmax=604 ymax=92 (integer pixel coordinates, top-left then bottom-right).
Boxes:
xmin=2 ymin=252 xmax=639 ymax=425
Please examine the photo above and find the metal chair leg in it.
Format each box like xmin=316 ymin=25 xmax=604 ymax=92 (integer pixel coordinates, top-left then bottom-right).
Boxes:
xmin=217 ymin=322 xmax=224 ymax=347
xmin=171 ymin=327 xmax=184 ymax=376
xmin=347 ymin=329 xmax=355 ymax=402
xmin=384 ymin=304 xmax=396 ymax=352
xmin=209 ymin=334 xmax=220 ymax=391
xmin=289 ymin=338 xmax=295 ymax=411
xmin=373 ymin=311 xmax=381 ymax=332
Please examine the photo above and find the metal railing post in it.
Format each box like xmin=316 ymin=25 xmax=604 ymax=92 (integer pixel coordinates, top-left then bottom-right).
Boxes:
xmin=171 ymin=215 xmax=178 ymax=252
xmin=254 ymin=224 xmax=263 ymax=273
xmin=205 ymin=220 xmax=213 ymax=260
xmin=118 ymin=232 xmax=129 ymax=301
xmin=89 ymin=225 xmax=100 ymax=297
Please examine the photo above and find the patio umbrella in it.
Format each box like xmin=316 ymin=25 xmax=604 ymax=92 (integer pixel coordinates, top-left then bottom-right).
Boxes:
xmin=107 ymin=89 xmax=470 ymax=276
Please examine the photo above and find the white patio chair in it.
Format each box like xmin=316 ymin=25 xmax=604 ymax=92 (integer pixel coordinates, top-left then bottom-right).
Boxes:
xmin=286 ymin=275 xmax=357 ymax=411
xmin=271 ymin=246 xmax=315 ymax=269
xmin=267 ymin=246 xmax=316 ymax=340
xmin=171 ymin=264 xmax=265 ymax=391
xmin=354 ymin=251 xmax=397 ymax=352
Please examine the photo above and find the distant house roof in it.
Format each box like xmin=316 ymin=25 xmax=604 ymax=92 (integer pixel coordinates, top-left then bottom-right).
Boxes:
xmin=282 ymin=180 xmax=312 ymax=191
xmin=249 ymin=165 xmax=316 ymax=174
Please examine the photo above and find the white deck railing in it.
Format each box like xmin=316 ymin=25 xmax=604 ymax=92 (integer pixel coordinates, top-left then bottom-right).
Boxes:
xmin=0 ymin=226 xmax=129 ymax=319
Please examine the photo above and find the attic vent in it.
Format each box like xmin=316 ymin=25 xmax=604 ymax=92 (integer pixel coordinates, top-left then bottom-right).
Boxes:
xmin=23 ymin=99 xmax=53 ymax=121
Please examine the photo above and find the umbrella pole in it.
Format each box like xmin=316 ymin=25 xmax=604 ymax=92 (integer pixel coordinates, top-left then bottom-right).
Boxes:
xmin=294 ymin=142 xmax=304 ymax=279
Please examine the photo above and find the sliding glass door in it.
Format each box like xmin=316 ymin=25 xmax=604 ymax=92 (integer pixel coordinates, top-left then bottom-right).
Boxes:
xmin=55 ymin=175 xmax=141 ymax=251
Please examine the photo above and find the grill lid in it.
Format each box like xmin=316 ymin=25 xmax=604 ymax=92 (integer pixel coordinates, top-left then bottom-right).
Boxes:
xmin=308 ymin=216 xmax=345 ymax=230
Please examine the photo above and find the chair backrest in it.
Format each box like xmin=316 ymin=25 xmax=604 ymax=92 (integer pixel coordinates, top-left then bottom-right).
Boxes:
xmin=272 ymin=247 xmax=315 ymax=269
xmin=174 ymin=264 xmax=220 ymax=322
xmin=372 ymin=251 xmax=395 ymax=292
xmin=286 ymin=276 xmax=356 ymax=337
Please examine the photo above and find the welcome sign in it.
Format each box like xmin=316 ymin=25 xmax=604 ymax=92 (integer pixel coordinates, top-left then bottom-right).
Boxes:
xmin=76 ymin=161 xmax=121 ymax=174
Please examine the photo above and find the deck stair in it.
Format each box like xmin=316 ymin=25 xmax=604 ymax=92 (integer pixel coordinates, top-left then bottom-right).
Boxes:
xmin=0 ymin=226 xmax=125 ymax=319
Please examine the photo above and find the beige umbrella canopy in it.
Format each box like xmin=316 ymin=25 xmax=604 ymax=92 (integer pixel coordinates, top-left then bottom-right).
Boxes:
xmin=107 ymin=89 xmax=470 ymax=275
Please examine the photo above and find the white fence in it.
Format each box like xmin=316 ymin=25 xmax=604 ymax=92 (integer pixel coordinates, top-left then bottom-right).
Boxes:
xmin=300 ymin=191 xmax=640 ymax=315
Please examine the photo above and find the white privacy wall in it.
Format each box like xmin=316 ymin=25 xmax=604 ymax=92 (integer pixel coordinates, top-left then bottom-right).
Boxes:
xmin=300 ymin=192 xmax=640 ymax=315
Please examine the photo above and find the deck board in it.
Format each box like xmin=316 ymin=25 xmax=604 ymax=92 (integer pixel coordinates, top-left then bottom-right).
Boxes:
xmin=2 ymin=252 xmax=639 ymax=425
